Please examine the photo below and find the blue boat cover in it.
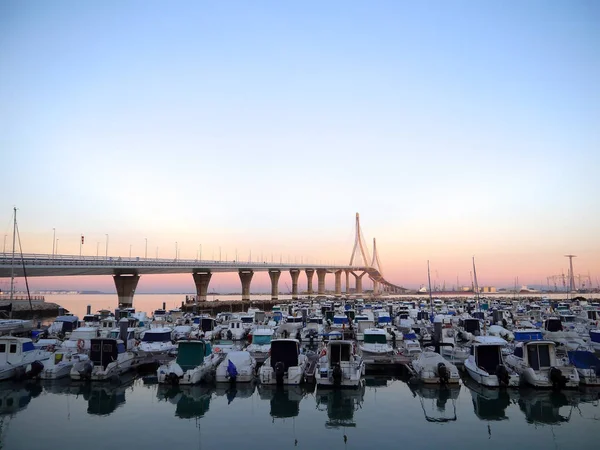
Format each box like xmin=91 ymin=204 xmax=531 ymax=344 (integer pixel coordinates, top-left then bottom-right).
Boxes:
xmin=514 ymin=331 xmax=543 ymax=342
xmin=590 ymin=330 xmax=600 ymax=343
xmin=403 ymin=333 xmax=417 ymax=340
xmin=22 ymin=341 xmax=35 ymax=352
xmin=227 ymin=359 xmax=238 ymax=378
xmin=568 ymin=351 xmax=600 ymax=370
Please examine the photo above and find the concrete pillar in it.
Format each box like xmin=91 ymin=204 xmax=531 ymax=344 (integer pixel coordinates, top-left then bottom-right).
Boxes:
xmin=317 ymin=269 xmax=327 ymax=295
xmin=289 ymin=269 xmax=300 ymax=300
xmin=334 ymin=270 xmax=342 ymax=297
xmin=345 ymin=270 xmax=350 ymax=294
xmin=269 ymin=269 xmax=281 ymax=300
xmin=192 ymin=271 xmax=212 ymax=302
xmin=306 ymin=269 xmax=314 ymax=296
xmin=351 ymin=271 xmax=366 ymax=294
xmin=373 ymin=279 xmax=379 ymax=296
xmin=239 ymin=270 xmax=254 ymax=301
xmin=113 ymin=273 xmax=140 ymax=307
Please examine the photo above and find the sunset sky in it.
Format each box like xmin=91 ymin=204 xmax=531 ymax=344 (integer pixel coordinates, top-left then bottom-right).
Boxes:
xmin=1 ymin=1 xmax=598 ymax=293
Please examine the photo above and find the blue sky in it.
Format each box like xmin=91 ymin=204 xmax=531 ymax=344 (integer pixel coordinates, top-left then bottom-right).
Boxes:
xmin=1 ymin=1 xmax=598 ymax=291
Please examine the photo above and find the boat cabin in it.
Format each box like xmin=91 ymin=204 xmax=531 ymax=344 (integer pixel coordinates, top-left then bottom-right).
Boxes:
xmin=285 ymin=316 xmax=304 ymax=325
xmin=462 ymin=318 xmax=481 ymax=335
xmin=82 ymin=314 xmax=100 ymax=325
xmin=199 ymin=317 xmax=218 ymax=332
xmin=585 ymin=310 xmax=600 ymax=322
xmin=270 ymin=339 xmax=299 ymax=371
xmin=308 ymin=317 xmax=323 ymax=325
xmin=513 ymin=341 xmax=557 ymax=371
xmin=49 ymin=316 xmax=79 ymax=335
xmin=332 ymin=314 xmax=349 ymax=326
xmin=89 ymin=339 xmax=126 ymax=369
xmin=513 ymin=329 xmax=544 ymax=342
xmin=108 ymin=328 xmax=136 ymax=341
xmin=176 ymin=341 xmax=211 ymax=371
xmin=327 ymin=340 xmax=354 ymax=364
xmin=142 ymin=328 xmax=173 ymax=342
xmin=252 ymin=329 xmax=274 ymax=345
xmin=240 ymin=314 xmax=255 ymax=325
xmin=363 ymin=329 xmax=387 ymax=344
xmin=544 ymin=317 xmax=563 ymax=332
xmin=0 ymin=337 xmax=36 ymax=365
xmin=470 ymin=336 xmax=507 ymax=375
xmin=101 ymin=317 xmax=117 ymax=331
xmin=228 ymin=320 xmax=243 ymax=331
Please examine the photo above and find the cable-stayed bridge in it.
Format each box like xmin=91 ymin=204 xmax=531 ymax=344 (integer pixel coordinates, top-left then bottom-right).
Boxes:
xmin=0 ymin=213 xmax=406 ymax=306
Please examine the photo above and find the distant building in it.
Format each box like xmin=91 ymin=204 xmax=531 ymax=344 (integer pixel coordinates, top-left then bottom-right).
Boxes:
xmin=480 ymin=286 xmax=496 ymax=293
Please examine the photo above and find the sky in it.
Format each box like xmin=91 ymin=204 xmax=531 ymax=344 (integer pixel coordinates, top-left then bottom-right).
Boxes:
xmin=1 ymin=1 xmax=599 ymax=293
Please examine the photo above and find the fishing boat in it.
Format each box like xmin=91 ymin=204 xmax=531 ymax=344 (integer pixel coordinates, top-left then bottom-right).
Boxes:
xmin=411 ymin=351 xmax=461 ymax=385
xmin=259 ymin=339 xmax=307 ymax=385
xmin=0 ymin=336 xmax=50 ymax=380
xmin=464 ymin=336 xmax=519 ymax=387
xmin=70 ymin=338 xmax=138 ymax=381
xmin=504 ymin=339 xmax=580 ymax=389
xmin=215 ymin=351 xmax=256 ymax=383
xmin=317 ymin=340 xmax=364 ymax=388
xmin=246 ymin=328 xmax=274 ymax=363
xmin=157 ymin=340 xmax=222 ymax=385
xmin=138 ymin=327 xmax=176 ymax=356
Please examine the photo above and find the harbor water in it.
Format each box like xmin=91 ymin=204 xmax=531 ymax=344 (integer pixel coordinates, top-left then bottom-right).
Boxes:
xmin=2 ymin=375 xmax=599 ymax=450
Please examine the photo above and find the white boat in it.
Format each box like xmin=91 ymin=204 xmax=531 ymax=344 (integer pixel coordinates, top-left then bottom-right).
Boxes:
xmin=0 ymin=336 xmax=50 ymax=380
xmin=590 ymin=329 xmax=600 ymax=351
xmin=359 ymin=328 xmax=395 ymax=361
xmin=221 ymin=319 xmax=247 ymax=340
xmin=399 ymin=331 xmax=422 ymax=358
xmin=157 ymin=340 xmax=223 ymax=385
xmin=215 ymin=351 xmax=256 ymax=383
xmin=138 ymin=327 xmax=176 ymax=355
xmin=47 ymin=316 xmax=79 ymax=337
xmin=504 ymin=339 xmax=580 ymax=389
xmin=246 ymin=328 xmax=274 ymax=363
xmin=317 ymin=340 xmax=364 ymax=388
xmin=40 ymin=351 xmax=90 ymax=380
xmin=567 ymin=350 xmax=600 ymax=385
xmin=464 ymin=336 xmax=519 ymax=387
xmin=60 ymin=326 xmax=100 ymax=353
xmin=173 ymin=325 xmax=193 ymax=340
xmin=301 ymin=317 xmax=324 ymax=344
xmin=70 ymin=338 xmax=138 ymax=381
xmin=0 ymin=319 xmax=34 ymax=335
xmin=194 ymin=316 xmax=223 ymax=340
xmin=259 ymin=339 xmax=307 ymax=385
xmin=411 ymin=351 xmax=461 ymax=385
xmin=432 ymin=315 xmax=470 ymax=364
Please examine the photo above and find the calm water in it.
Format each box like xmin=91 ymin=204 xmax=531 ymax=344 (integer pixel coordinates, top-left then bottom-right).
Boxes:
xmin=1 ymin=375 xmax=599 ymax=450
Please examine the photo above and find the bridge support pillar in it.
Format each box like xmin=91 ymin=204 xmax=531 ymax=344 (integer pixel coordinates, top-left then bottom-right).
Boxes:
xmin=305 ymin=269 xmax=314 ymax=296
xmin=239 ymin=270 xmax=254 ymax=301
xmin=373 ymin=280 xmax=379 ymax=296
xmin=334 ymin=270 xmax=342 ymax=297
xmin=113 ymin=273 xmax=140 ymax=308
xmin=268 ymin=269 xmax=281 ymax=300
xmin=192 ymin=271 xmax=212 ymax=302
xmin=345 ymin=270 xmax=350 ymax=295
xmin=290 ymin=269 xmax=300 ymax=300
xmin=351 ymin=271 xmax=366 ymax=295
xmin=316 ymin=269 xmax=327 ymax=295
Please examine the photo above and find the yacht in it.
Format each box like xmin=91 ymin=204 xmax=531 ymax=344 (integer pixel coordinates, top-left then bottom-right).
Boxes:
xmin=464 ymin=336 xmax=519 ymax=387
xmin=259 ymin=339 xmax=307 ymax=385
xmin=412 ymin=351 xmax=461 ymax=385
xmin=246 ymin=328 xmax=274 ymax=363
xmin=359 ymin=328 xmax=395 ymax=361
xmin=317 ymin=340 xmax=364 ymax=388
xmin=221 ymin=319 xmax=247 ymax=340
xmin=215 ymin=351 xmax=256 ymax=383
xmin=40 ymin=351 xmax=90 ymax=380
xmin=138 ymin=327 xmax=176 ymax=356
xmin=157 ymin=340 xmax=222 ymax=385
xmin=0 ymin=336 xmax=50 ymax=381
xmin=70 ymin=338 xmax=138 ymax=381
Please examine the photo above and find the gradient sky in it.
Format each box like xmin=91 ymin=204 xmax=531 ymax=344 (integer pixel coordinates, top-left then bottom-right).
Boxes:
xmin=1 ymin=1 xmax=599 ymax=293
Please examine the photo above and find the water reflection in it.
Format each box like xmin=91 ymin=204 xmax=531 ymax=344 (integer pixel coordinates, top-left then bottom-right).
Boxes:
xmin=258 ymin=384 xmax=312 ymax=419
xmin=0 ymin=382 xmax=41 ymax=416
xmin=409 ymin=384 xmax=461 ymax=423
xmin=316 ymin=383 xmax=366 ymax=428
xmin=517 ymin=389 xmax=580 ymax=425
xmin=463 ymin=377 xmax=517 ymax=421
xmin=157 ymin=385 xmax=213 ymax=419
xmin=215 ymin=383 xmax=256 ymax=405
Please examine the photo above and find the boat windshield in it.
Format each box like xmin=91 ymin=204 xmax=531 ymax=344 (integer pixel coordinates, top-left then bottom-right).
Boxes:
xmin=333 ymin=316 xmax=349 ymax=324
xmin=253 ymin=335 xmax=272 ymax=345
xmin=364 ymin=333 xmax=387 ymax=344
xmin=241 ymin=316 xmax=254 ymax=323
xmin=142 ymin=331 xmax=171 ymax=342
xmin=176 ymin=343 xmax=206 ymax=370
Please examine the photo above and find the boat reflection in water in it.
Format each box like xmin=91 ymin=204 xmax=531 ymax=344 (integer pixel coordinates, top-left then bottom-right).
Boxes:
xmin=258 ymin=384 xmax=312 ymax=419
xmin=0 ymin=382 xmax=42 ymax=416
xmin=214 ymin=382 xmax=256 ymax=405
xmin=517 ymin=389 xmax=581 ymax=425
xmin=316 ymin=381 xmax=365 ymax=428
xmin=157 ymin=385 xmax=213 ymax=419
xmin=409 ymin=383 xmax=461 ymax=423
xmin=463 ymin=376 xmax=518 ymax=421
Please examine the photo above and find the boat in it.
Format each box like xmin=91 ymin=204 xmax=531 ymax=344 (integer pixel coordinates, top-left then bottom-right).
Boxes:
xmin=317 ymin=340 xmax=364 ymax=388
xmin=70 ymin=338 xmax=138 ymax=381
xmin=245 ymin=328 xmax=274 ymax=363
xmin=0 ymin=336 xmax=50 ymax=380
xmin=157 ymin=340 xmax=222 ymax=385
xmin=259 ymin=339 xmax=307 ymax=385
xmin=315 ymin=383 xmax=365 ymax=428
xmin=589 ymin=329 xmax=600 ymax=351
xmin=504 ymin=339 xmax=580 ymax=389
xmin=411 ymin=351 xmax=461 ymax=385
xmin=432 ymin=314 xmax=470 ymax=364
xmin=567 ymin=350 xmax=600 ymax=385
xmin=464 ymin=336 xmax=519 ymax=387
xmin=47 ymin=316 xmax=79 ymax=337
xmin=359 ymin=328 xmax=395 ymax=361
xmin=40 ymin=351 xmax=90 ymax=380
xmin=215 ymin=351 xmax=256 ymax=383
xmin=138 ymin=327 xmax=176 ymax=356
xmin=221 ymin=319 xmax=247 ymax=340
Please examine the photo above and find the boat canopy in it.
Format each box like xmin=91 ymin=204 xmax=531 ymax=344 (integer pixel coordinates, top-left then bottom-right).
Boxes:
xmin=176 ymin=341 xmax=208 ymax=371
xmin=90 ymin=339 xmax=121 ymax=369
xmin=252 ymin=334 xmax=272 ymax=345
xmin=142 ymin=329 xmax=172 ymax=342
xmin=329 ymin=341 xmax=353 ymax=363
xmin=544 ymin=318 xmax=563 ymax=332
xmin=333 ymin=315 xmax=349 ymax=325
xmin=364 ymin=331 xmax=387 ymax=344
xmin=474 ymin=345 xmax=502 ymax=374
xmin=270 ymin=340 xmax=299 ymax=371
xmin=514 ymin=330 xmax=543 ymax=342
xmin=568 ymin=351 xmax=600 ymax=371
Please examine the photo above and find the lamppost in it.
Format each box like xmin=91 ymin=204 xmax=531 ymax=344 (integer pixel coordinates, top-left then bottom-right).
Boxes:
xmin=52 ymin=228 xmax=56 ymax=258
xmin=145 ymin=238 xmax=148 ymax=260
xmin=105 ymin=234 xmax=109 ymax=259
xmin=175 ymin=242 xmax=178 ymax=261
xmin=129 ymin=244 xmax=132 ymax=258
xmin=96 ymin=242 xmax=99 ymax=257
xmin=56 ymin=239 xmax=59 ymax=255
xmin=3 ymin=234 xmax=7 ymax=255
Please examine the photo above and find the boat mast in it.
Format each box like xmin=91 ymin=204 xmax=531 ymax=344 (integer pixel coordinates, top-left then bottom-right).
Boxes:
xmin=427 ymin=260 xmax=433 ymax=316
xmin=472 ymin=256 xmax=480 ymax=310
xmin=9 ymin=207 xmax=16 ymax=302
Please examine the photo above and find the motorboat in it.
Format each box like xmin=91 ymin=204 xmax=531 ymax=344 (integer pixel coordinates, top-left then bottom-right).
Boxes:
xmin=301 ymin=317 xmax=324 ymax=344
xmin=215 ymin=351 xmax=256 ymax=383
xmin=221 ymin=320 xmax=247 ymax=340
xmin=157 ymin=340 xmax=222 ymax=385
xmin=505 ymin=339 xmax=580 ymax=389
xmin=40 ymin=351 xmax=90 ymax=380
xmin=432 ymin=315 xmax=470 ymax=364
xmin=47 ymin=316 xmax=79 ymax=337
xmin=138 ymin=327 xmax=176 ymax=356
xmin=0 ymin=336 xmax=50 ymax=381
xmin=411 ymin=351 xmax=461 ymax=385
xmin=359 ymin=328 xmax=395 ymax=361
xmin=173 ymin=325 xmax=193 ymax=340
xmin=194 ymin=316 xmax=223 ymax=340
xmin=464 ymin=336 xmax=519 ymax=387
xmin=60 ymin=326 xmax=100 ymax=353
xmin=317 ymin=340 xmax=364 ymax=388
xmin=259 ymin=339 xmax=307 ymax=385
xmin=70 ymin=338 xmax=138 ymax=381
xmin=399 ymin=331 xmax=422 ymax=358
xmin=567 ymin=350 xmax=600 ymax=385
xmin=245 ymin=328 xmax=274 ymax=363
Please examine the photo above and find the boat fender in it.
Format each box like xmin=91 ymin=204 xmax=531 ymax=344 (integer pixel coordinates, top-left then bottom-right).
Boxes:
xmin=437 ymin=362 xmax=449 ymax=385
xmin=77 ymin=339 xmax=85 ymax=352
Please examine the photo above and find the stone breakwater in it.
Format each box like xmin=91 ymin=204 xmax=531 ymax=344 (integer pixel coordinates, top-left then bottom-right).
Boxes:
xmin=0 ymin=301 xmax=66 ymax=319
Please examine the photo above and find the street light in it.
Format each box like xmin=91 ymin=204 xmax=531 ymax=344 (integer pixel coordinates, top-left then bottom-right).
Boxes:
xmin=145 ymin=238 xmax=148 ymax=260
xmin=96 ymin=242 xmax=99 ymax=257
xmin=52 ymin=228 xmax=55 ymax=258
xmin=56 ymin=239 xmax=59 ymax=255
xmin=175 ymin=242 xmax=178 ymax=261
xmin=129 ymin=244 xmax=132 ymax=258
xmin=3 ymin=234 xmax=7 ymax=255
xmin=105 ymin=234 xmax=109 ymax=259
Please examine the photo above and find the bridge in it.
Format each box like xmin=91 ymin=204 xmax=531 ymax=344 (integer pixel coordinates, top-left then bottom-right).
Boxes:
xmin=0 ymin=213 xmax=407 ymax=306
